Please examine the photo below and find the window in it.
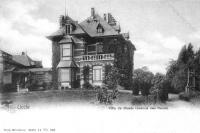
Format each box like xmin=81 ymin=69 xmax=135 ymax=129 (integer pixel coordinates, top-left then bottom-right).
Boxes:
xmin=87 ymin=45 xmax=96 ymax=55
xmin=65 ymin=24 xmax=71 ymax=34
xmin=97 ymin=27 xmax=103 ymax=33
xmin=62 ymin=44 xmax=71 ymax=60
xmin=93 ymin=66 xmax=102 ymax=81
xmin=97 ymin=23 xmax=104 ymax=33
xmin=60 ymin=69 xmax=70 ymax=82
xmin=97 ymin=44 xmax=103 ymax=53
xmin=87 ymin=43 xmax=103 ymax=54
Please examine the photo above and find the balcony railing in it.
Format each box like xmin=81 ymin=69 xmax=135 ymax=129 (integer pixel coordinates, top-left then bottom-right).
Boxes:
xmin=74 ymin=53 xmax=114 ymax=62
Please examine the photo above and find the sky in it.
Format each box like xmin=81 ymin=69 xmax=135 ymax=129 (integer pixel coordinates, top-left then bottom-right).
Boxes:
xmin=0 ymin=0 xmax=200 ymax=74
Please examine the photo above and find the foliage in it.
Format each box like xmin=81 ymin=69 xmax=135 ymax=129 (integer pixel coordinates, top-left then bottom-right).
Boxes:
xmin=166 ymin=43 xmax=195 ymax=93
xmin=104 ymin=66 xmax=121 ymax=90
xmin=104 ymin=38 xmax=134 ymax=90
xmin=179 ymin=92 xmax=190 ymax=101
xmin=2 ymin=84 xmax=16 ymax=92
xmin=151 ymin=73 xmax=169 ymax=102
xmin=166 ymin=60 xmax=179 ymax=93
xmin=132 ymin=67 xmax=154 ymax=96
xmin=103 ymin=64 xmax=112 ymax=85
xmin=82 ymin=82 xmax=93 ymax=90
xmin=83 ymin=66 xmax=90 ymax=82
xmin=96 ymin=85 xmax=118 ymax=104
xmin=194 ymin=48 xmax=200 ymax=91
xmin=27 ymin=78 xmax=48 ymax=91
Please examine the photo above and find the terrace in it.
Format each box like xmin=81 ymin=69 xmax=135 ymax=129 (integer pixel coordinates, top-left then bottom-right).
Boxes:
xmin=74 ymin=53 xmax=114 ymax=62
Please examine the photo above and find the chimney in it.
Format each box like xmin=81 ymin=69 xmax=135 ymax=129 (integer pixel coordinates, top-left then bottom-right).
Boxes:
xmin=103 ymin=13 xmax=107 ymax=21
xmin=107 ymin=13 xmax=111 ymax=24
xmin=91 ymin=8 xmax=95 ymax=17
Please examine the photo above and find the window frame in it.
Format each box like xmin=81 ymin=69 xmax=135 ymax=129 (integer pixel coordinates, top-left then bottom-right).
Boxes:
xmin=61 ymin=44 xmax=72 ymax=60
xmin=87 ymin=44 xmax=97 ymax=55
xmin=65 ymin=24 xmax=71 ymax=34
xmin=59 ymin=68 xmax=71 ymax=82
xmin=97 ymin=27 xmax=103 ymax=33
xmin=93 ymin=66 xmax=103 ymax=82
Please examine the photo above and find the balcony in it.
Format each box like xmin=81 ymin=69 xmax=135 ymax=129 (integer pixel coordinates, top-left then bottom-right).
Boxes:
xmin=74 ymin=53 xmax=114 ymax=62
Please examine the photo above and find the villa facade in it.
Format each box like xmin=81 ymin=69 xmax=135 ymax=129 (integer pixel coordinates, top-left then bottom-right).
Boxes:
xmin=48 ymin=8 xmax=136 ymax=89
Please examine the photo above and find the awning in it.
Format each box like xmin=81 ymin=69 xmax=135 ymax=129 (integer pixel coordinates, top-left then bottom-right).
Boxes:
xmin=14 ymin=69 xmax=29 ymax=74
xmin=29 ymin=68 xmax=52 ymax=72
xmin=57 ymin=60 xmax=78 ymax=68
xmin=4 ymin=67 xmax=16 ymax=72
xmin=59 ymin=35 xmax=85 ymax=44
xmin=59 ymin=35 xmax=73 ymax=44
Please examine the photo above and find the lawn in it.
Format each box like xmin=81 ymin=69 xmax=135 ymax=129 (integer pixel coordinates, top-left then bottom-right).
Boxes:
xmin=0 ymin=90 xmax=98 ymax=107
xmin=1 ymin=89 xmax=200 ymax=109
xmin=0 ymin=89 xmax=138 ymax=108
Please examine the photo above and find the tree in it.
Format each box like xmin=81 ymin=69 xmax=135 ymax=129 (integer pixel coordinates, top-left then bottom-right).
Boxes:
xmin=151 ymin=73 xmax=168 ymax=102
xmin=193 ymin=48 xmax=200 ymax=91
xmin=166 ymin=44 xmax=195 ymax=93
xmin=132 ymin=67 xmax=154 ymax=96
xmin=166 ymin=60 xmax=178 ymax=93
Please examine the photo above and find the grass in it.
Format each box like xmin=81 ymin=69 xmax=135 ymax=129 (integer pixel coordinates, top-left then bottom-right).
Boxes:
xmin=0 ymin=90 xmax=98 ymax=107
xmin=2 ymin=89 xmax=200 ymax=109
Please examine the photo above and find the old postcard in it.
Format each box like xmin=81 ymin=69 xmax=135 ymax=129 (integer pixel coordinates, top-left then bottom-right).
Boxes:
xmin=0 ymin=0 xmax=200 ymax=133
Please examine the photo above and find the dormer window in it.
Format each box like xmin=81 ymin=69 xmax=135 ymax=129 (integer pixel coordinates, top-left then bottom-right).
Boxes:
xmin=97 ymin=28 xmax=103 ymax=33
xmin=97 ymin=23 xmax=104 ymax=33
xmin=65 ymin=24 xmax=71 ymax=34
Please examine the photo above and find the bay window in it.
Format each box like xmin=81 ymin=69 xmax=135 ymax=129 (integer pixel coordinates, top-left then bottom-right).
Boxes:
xmin=59 ymin=68 xmax=70 ymax=82
xmin=61 ymin=44 xmax=71 ymax=60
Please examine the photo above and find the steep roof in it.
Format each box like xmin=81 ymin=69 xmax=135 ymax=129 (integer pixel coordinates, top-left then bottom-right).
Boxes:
xmin=47 ymin=28 xmax=64 ymax=38
xmin=13 ymin=54 xmax=42 ymax=67
xmin=47 ymin=9 xmax=127 ymax=39
xmin=79 ymin=14 xmax=119 ymax=37
xmin=47 ymin=16 xmax=85 ymax=39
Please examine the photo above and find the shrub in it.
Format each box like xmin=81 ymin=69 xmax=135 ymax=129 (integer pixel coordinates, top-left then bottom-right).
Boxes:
xmin=179 ymin=91 xmax=200 ymax=101
xmin=132 ymin=79 xmax=139 ymax=95
xmin=132 ymin=67 xmax=154 ymax=96
xmin=83 ymin=82 xmax=93 ymax=90
xmin=2 ymin=84 xmax=16 ymax=92
xmin=96 ymin=85 xmax=118 ymax=104
xmin=150 ymin=73 xmax=169 ymax=102
xmin=179 ymin=92 xmax=190 ymax=101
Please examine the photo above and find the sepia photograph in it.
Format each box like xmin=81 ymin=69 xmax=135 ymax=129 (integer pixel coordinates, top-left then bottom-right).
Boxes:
xmin=0 ymin=0 xmax=200 ymax=132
